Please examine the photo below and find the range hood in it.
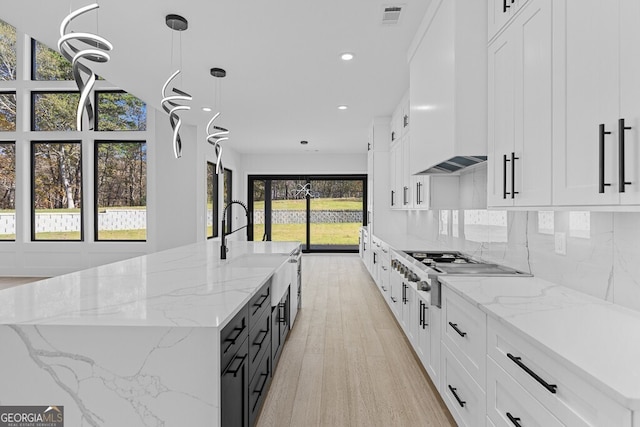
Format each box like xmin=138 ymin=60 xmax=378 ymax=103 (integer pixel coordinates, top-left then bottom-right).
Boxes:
xmin=416 ymin=156 xmax=487 ymax=174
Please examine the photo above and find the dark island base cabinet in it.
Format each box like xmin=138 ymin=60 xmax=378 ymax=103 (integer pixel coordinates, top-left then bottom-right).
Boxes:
xmin=271 ymin=287 xmax=290 ymax=368
xmin=222 ymin=278 xmax=277 ymax=427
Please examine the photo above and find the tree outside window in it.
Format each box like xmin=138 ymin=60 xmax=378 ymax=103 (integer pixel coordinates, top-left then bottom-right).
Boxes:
xmin=31 ymin=39 xmax=73 ymax=81
xmin=0 ymin=20 xmax=16 ymax=81
xmin=224 ymin=168 xmax=232 ymax=233
xmin=0 ymin=142 xmax=15 ymax=240
xmin=0 ymin=92 xmax=16 ymax=131
xmin=32 ymin=141 xmax=83 ymax=241
xmin=32 ymin=92 xmax=79 ymax=131
xmin=95 ymin=91 xmax=147 ymax=131
xmin=95 ymin=141 xmax=146 ymax=241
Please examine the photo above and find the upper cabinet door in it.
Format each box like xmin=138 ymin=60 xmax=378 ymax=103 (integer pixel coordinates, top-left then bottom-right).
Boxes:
xmin=552 ymin=0 xmax=619 ymax=206
xmin=512 ymin=0 xmax=552 ymax=206
xmin=488 ymin=26 xmax=516 ymax=207
xmin=619 ymin=0 xmax=640 ymax=204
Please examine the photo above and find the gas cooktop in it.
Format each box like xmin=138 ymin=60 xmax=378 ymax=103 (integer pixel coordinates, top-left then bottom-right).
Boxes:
xmin=404 ymin=251 xmax=476 ymax=266
xmin=402 ymin=250 xmax=532 ymax=276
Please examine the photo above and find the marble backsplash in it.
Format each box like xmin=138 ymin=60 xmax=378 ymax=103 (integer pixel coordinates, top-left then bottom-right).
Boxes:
xmin=406 ymin=208 xmax=640 ymax=312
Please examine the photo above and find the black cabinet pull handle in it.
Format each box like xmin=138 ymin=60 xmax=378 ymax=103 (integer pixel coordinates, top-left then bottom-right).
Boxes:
xmin=419 ymin=301 xmax=424 ymax=326
xmin=253 ymin=294 xmax=269 ymax=309
xmin=511 ymin=152 xmax=518 ymax=198
xmin=391 ymin=297 xmax=397 ymax=303
xmin=253 ymin=329 xmax=269 ymax=347
xmin=507 ymin=412 xmax=522 ymax=427
xmin=416 ymin=182 xmax=420 ymax=205
xmin=599 ymin=123 xmax=612 ymax=193
xmin=403 ymin=114 xmax=409 ymax=128
xmin=225 ymin=353 xmax=247 ymax=377
xmin=402 ymin=283 xmax=407 ymax=304
xmin=503 ymin=154 xmax=509 ymax=199
xmin=619 ymin=118 xmax=632 ymax=193
xmin=373 ymin=252 xmax=377 ymax=264
xmin=381 ymin=286 xmax=387 ymax=291
xmin=278 ymin=302 xmax=287 ymax=324
xmin=503 ymin=0 xmax=511 ymax=13
xmin=391 ymin=131 xmax=396 ymax=142
xmin=507 ymin=353 xmax=557 ymax=394
xmin=224 ymin=324 xmax=246 ymax=345
xmin=422 ymin=303 xmax=428 ymax=329
xmin=448 ymin=385 xmax=466 ymax=407
xmin=391 ymin=190 xmax=395 ymax=206
xmin=448 ymin=322 xmax=467 ymax=337
xmin=403 ymin=186 xmax=408 ymax=205
xmin=253 ymin=372 xmax=269 ymax=395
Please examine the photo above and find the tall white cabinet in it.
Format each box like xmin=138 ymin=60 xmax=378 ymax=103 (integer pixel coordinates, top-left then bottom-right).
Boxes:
xmin=488 ymin=0 xmax=552 ymax=207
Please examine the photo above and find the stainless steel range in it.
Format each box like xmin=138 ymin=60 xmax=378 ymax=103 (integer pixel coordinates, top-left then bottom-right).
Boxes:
xmin=391 ymin=250 xmax=531 ymax=307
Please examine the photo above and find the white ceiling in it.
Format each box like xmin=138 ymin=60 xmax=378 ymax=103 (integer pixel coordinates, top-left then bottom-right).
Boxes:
xmin=2 ymin=0 xmax=430 ymax=154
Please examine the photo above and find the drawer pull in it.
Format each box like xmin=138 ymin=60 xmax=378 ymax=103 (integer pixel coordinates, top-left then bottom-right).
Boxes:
xmin=225 ymin=354 xmax=246 ymax=377
xmin=253 ymin=294 xmax=269 ymax=309
xmin=381 ymin=286 xmax=387 ymax=291
xmin=223 ymin=324 xmax=246 ymax=353
xmin=391 ymin=297 xmax=397 ymax=303
xmin=506 ymin=412 xmax=522 ymax=427
xmin=507 ymin=353 xmax=557 ymax=394
xmin=253 ymin=329 xmax=269 ymax=347
xmin=448 ymin=322 xmax=467 ymax=337
xmin=448 ymin=385 xmax=466 ymax=408
xmin=253 ymin=372 xmax=269 ymax=396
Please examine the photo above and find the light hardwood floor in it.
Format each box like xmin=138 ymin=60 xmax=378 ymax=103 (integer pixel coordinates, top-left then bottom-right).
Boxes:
xmin=257 ymin=254 xmax=456 ymax=427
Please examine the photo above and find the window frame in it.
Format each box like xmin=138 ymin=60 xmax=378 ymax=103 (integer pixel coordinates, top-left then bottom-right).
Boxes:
xmin=30 ymin=38 xmax=73 ymax=81
xmin=31 ymin=90 xmax=80 ymax=131
xmin=31 ymin=140 xmax=84 ymax=242
xmin=0 ymin=141 xmax=16 ymax=241
xmin=207 ymin=162 xmax=219 ymax=239
xmin=224 ymin=167 xmax=233 ymax=234
xmin=94 ymin=89 xmax=147 ymax=132
xmin=94 ymin=140 xmax=147 ymax=242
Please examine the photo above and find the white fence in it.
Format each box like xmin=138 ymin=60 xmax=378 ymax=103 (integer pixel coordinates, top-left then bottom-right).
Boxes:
xmin=0 ymin=210 xmax=147 ymax=234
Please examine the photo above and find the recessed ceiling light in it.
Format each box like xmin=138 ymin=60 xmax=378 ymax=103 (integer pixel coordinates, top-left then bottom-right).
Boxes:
xmin=338 ymin=105 xmax=348 ymax=110
xmin=202 ymin=107 xmax=212 ymax=112
xmin=340 ymin=52 xmax=355 ymax=61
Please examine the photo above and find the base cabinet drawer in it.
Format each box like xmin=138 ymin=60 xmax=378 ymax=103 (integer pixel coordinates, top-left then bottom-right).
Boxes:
xmin=442 ymin=286 xmax=487 ymax=388
xmin=487 ymin=356 xmax=562 ymax=427
xmin=248 ymin=351 xmax=272 ymax=427
xmin=488 ymin=317 xmax=632 ymax=427
xmin=441 ymin=343 xmax=485 ymax=427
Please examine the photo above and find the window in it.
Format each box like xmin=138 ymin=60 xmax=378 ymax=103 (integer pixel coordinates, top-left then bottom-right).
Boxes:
xmin=95 ymin=141 xmax=146 ymax=241
xmin=0 ymin=20 xmax=17 ymax=81
xmin=32 ymin=91 xmax=79 ymax=131
xmin=31 ymin=39 xmax=73 ymax=81
xmin=224 ymin=168 xmax=232 ymax=233
xmin=95 ymin=91 xmax=147 ymax=131
xmin=0 ymin=92 xmax=16 ymax=131
xmin=32 ymin=141 xmax=83 ymax=241
xmin=0 ymin=142 xmax=15 ymax=240
xmin=207 ymin=162 xmax=218 ymax=238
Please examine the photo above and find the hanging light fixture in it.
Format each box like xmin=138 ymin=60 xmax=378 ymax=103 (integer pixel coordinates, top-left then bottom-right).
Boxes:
xmin=58 ymin=3 xmax=113 ymax=131
xmin=161 ymin=14 xmax=192 ymax=159
xmin=206 ymin=67 xmax=229 ymax=174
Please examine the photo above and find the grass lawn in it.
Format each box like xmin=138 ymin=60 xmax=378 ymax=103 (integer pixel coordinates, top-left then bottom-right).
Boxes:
xmin=34 ymin=231 xmax=82 ymax=240
xmin=253 ymin=222 xmax=360 ymax=245
xmin=97 ymin=229 xmax=146 ymax=240
xmin=0 ymin=235 xmax=15 ymax=240
xmin=253 ymin=198 xmax=362 ymax=211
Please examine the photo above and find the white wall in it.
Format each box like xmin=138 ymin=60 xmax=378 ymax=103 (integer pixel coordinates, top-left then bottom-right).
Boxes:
xmin=243 ymin=153 xmax=367 ymax=176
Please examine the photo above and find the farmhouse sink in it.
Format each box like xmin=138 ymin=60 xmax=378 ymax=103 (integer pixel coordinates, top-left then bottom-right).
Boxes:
xmin=226 ymin=253 xmax=287 ymax=269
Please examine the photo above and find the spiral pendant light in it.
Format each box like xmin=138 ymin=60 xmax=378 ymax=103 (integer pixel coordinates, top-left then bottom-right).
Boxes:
xmin=206 ymin=67 xmax=229 ymax=174
xmin=161 ymin=14 xmax=192 ymax=159
xmin=58 ymin=3 xmax=113 ymax=131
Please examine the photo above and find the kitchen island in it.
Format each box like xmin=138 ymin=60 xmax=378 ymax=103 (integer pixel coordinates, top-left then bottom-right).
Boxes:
xmin=0 ymin=240 xmax=300 ymax=426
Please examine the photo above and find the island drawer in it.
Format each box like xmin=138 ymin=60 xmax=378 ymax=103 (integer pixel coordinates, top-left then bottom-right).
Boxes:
xmin=249 ymin=350 xmax=272 ymax=427
xmin=441 ymin=342 xmax=485 ymax=427
xmin=249 ymin=278 xmax=272 ymax=327
xmin=249 ymin=307 xmax=271 ymax=376
xmin=488 ymin=317 xmax=632 ymax=427
xmin=221 ymin=306 xmax=249 ymax=372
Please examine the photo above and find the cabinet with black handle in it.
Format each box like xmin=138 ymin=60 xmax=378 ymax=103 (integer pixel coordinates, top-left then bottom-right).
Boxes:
xmin=271 ymin=286 xmax=290 ymax=368
xmin=221 ymin=278 xmax=276 ymax=427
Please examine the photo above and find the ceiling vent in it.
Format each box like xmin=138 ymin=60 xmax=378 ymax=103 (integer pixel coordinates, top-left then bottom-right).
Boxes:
xmin=381 ymin=5 xmax=403 ymax=25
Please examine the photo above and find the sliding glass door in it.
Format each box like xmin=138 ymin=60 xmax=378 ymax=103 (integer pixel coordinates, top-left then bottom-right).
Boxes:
xmin=249 ymin=175 xmax=366 ymax=252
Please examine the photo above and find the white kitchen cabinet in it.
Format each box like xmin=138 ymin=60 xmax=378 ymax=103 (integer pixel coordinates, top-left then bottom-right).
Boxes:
xmin=408 ymin=0 xmax=487 ymax=176
xmin=487 ymin=317 xmax=632 ymax=427
xmin=488 ymin=0 xmax=532 ymax=41
xmin=412 ymin=175 xmax=461 ymax=210
xmin=488 ymin=0 xmax=552 ymax=208
xmin=390 ymin=141 xmax=402 ymax=209
xmin=400 ymin=280 xmax=416 ymax=344
xmin=551 ymin=0 xmax=640 ymax=207
xmin=441 ymin=344 xmax=486 ymax=427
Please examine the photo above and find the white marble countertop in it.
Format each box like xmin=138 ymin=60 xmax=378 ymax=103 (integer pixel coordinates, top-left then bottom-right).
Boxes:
xmin=0 ymin=240 xmax=300 ymax=328
xmin=441 ymin=275 xmax=640 ymax=410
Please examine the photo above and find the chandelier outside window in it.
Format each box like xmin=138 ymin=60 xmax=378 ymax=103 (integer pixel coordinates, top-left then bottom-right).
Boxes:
xmin=58 ymin=3 xmax=113 ymax=131
xmin=161 ymin=14 xmax=192 ymax=159
xmin=206 ymin=67 xmax=230 ymax=174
